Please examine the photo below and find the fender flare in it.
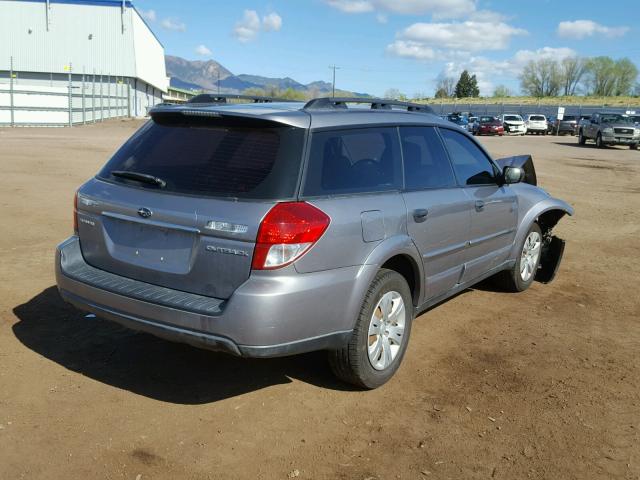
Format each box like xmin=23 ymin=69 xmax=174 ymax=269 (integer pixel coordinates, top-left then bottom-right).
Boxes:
xmin=340 ymin=235 xmax=424 ymax=331
xmin=510 ymin=197 xmax=574 ymax=259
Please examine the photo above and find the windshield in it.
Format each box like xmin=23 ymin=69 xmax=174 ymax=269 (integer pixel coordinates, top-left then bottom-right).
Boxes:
xmin=480 ymin=116 xmax=496 ymax=123
xmin=504 ymin=115 xmax=522 ymax=122
xmin=601 ymin=114 xmax=631 ymax=124
xmin=562 ymin=115 xmax=577 ymax=121
xmin=529 ymin=115 xmax=545 ymax=121
xmin=98 ymin=117 xmax=305 ymax=199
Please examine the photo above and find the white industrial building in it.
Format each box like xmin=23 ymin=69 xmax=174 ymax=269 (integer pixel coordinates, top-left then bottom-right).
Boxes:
xmin=0 ymin=0 xmax=168 ymax=126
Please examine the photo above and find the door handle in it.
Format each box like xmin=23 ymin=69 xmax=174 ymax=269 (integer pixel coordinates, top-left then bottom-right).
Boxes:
xmin=475 ymin=200 xmax=485 ymax=212
xmin=413 ymin=208 xmax=429 ymax=223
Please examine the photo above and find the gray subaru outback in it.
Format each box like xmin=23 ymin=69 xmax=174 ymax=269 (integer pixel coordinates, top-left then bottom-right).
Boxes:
xmin=55 ymin=97 xmax=573 ymax=389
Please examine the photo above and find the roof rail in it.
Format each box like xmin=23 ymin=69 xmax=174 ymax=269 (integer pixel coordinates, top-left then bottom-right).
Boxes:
xmin=303 ymin=97 xmax=435 ymax=114
xmin=187 ymin=93 xmax=296 ymax=104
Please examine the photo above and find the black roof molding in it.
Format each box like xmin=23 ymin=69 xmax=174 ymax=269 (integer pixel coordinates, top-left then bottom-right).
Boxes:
xmin=304 ymin=97 xmax=435 ymax=114
xmin=187 ymin=93 xmax=297 ymax=104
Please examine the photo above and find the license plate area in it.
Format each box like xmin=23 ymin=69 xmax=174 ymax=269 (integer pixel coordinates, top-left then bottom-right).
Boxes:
xmin=102 ymin=216 xmax=196 ymax=274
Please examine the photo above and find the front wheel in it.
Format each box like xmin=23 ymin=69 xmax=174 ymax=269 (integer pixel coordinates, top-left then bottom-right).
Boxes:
xmin=630 ymin=143 xmax=638 ymax=150
xmin=578 ymin=130 xmax=586 ymax=145
xmin=495 ymin=223 xmax=542 ymax=292
xmin=596 ymin=133 xmax=604 ymax=148
xmin=328 ymin=269 xmax=413 ymax=389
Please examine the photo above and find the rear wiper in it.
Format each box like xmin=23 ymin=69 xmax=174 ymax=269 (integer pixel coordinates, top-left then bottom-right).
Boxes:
xmin=111 ymin=170 xmax=166 ymax=188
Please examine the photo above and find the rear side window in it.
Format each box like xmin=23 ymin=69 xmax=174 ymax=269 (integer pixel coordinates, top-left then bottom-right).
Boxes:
xmin=439 ymin=128 xmax=498 ymax=186
xmin=400 ymin=127 xmax=456 ymax=190
xmin=98 ymin=117 xmax=305 ymax=199
xmin=303 ymin=127 xmax=402 ymax=196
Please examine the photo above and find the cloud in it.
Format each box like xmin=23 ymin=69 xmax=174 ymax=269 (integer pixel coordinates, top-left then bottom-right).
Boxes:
xmin=233 ymin=10 xmax=283 ymax=43
xmin=325 ymin=0 xmax=476 ymax=19
xmin=438 ymin=47 xmax=578 ymax=95
xmin=262 ymin=12 xmax=283 ymax=32
xmin=161 ymin=17 xmax=186 ymax=32
xmin=195 ymin=44 xmax=212 ymax=56
xmin=557 ymin=20 xmax=629 ymax=39
xmin=376 ymin=13 xmax=388 ymax=24
xmin=138 ymin=9 xmax=156 ymax=22
xmin=387 ymin=20 xmax=527 ymax=60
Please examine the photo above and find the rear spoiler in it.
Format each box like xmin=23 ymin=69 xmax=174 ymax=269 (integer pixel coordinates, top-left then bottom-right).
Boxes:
xmin=495 ymin=154 xmax=537 ymax=186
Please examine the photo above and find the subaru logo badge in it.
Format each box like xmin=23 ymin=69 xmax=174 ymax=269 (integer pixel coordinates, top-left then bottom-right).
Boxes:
xmin=137 ymin=207 xmax=153 ymax=218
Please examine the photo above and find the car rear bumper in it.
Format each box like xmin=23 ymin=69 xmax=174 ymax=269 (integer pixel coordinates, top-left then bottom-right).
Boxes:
xmin=56 ymin=236 xmax=361 ymax=357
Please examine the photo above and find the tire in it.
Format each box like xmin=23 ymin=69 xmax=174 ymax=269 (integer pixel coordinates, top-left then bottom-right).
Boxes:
xmin=596 ymin=133 xmax=604 ymax=148
xmin=630 ymin=144 xmax=638 ymax=150
xmin=495 ymin=223 xmax=542 ymax=293
xmin=578 ymin=130 xmax=586 ymax=145
xmin=328 ymin=269 xmax=413 ymax=389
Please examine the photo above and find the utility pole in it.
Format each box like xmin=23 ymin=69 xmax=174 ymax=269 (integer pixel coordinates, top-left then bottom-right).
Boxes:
xmin=217 ymin=70 xmax=220 ymax=95
xmin=329 ymin=65 xmax=340 ymax=98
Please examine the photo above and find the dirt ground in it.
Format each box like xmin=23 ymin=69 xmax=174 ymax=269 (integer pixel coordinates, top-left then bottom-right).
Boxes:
xmin=0 ymin=120 xmax=639 ymax=480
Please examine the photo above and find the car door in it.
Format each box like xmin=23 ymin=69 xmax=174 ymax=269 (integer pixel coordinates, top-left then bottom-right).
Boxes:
xmin=400 ymin=126 xmax=470 ymax=300
xmin=438 ymin=128 xmax=518 ymax=283
xmin=587 ymin=114 xmax=599 ymax=138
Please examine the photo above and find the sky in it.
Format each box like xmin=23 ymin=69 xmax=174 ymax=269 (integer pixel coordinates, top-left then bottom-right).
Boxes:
xmin=133 ymin=0 xmax=640 ymax=97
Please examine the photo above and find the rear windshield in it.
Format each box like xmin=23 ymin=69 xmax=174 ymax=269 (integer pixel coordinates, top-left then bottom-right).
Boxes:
xmin=562 ymin=115 xmax=577 ymax=121
xmin=529 ymin=115 xmax=545 ymax=121
xmin=504 ymin=115 xmax=522 ymax=121
xmin=98 ymin=116 xmax=305 ymax=199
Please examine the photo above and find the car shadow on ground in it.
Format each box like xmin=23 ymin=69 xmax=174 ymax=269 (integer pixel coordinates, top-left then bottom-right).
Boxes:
xmin=12 ymin=287 xmax=358 ymax=405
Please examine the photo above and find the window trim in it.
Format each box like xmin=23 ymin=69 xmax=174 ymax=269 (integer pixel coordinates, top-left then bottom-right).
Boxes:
xmin=436 ymin=126 xmax=502 ymax=188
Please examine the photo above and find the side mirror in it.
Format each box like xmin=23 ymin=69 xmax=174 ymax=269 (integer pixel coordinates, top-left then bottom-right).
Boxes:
xmin=503 ymin=166 xmax=524 ymax=184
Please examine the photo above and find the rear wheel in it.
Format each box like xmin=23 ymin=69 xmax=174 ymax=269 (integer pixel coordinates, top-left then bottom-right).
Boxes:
xmin=329 ymin=269 xmax=413 ymax=389
xmin=495 ymin=223 xmax=542 ymax=293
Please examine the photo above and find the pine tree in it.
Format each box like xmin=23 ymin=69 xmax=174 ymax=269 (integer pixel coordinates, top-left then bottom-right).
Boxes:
xmin=454 ymin=70 xmax=480 ymax=98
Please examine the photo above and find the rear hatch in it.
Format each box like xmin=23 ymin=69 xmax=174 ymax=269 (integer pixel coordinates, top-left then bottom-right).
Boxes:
xmin=75 ymin=111 xmax=307 ymax=299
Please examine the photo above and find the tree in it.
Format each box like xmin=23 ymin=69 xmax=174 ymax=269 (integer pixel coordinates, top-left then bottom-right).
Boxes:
xmin=434 ymin=76 xmax=455 ymax=98
xmin=384 ymin=88 xmax=407 ymax=101
xmin=520 ymin=59 xmax=562 ymax=97
xmin=559 ymin=57 xmax=587 ymax=96
xmin=613 ymin=58 xmax=638 ymax=96
xmin=493 ymin=85 xmax=512 ymax=97
xmin=454 ymin=70 xmax=480 ymax=98
xmin=585 ymin=56 xmax=617 ymax=96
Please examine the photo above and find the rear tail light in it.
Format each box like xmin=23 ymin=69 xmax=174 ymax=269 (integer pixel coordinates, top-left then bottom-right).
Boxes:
xmin=73 ymin=191 xmax=79 ymax=234
xmin=252 ymin=202 xmax=330 ymax=270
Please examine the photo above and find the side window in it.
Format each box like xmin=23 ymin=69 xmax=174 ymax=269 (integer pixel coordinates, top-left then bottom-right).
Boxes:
xmin=400 ymin=126 xmax=456 ymax=190
xmin=303 ymin=127 xmax=402 ymax=196
xmin=439 ymin=128 xmax=498 ymax=186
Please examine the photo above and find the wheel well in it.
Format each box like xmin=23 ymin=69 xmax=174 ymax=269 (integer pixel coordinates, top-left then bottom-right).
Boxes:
xmin=537 ymin=209 xmax=568 ymax=236
xmin=381 ymin=255 xmax=420 ymax=306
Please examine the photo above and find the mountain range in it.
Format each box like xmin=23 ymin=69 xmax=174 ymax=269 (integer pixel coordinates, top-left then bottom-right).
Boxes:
xmin=165 ymin=55 xmax=354 ymax=95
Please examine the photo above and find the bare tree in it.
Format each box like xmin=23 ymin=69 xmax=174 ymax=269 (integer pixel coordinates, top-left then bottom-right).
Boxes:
xmin=520 ymin=59 xmax=562 ymax=97
xmin=434 ymin=76 xmax=456 ymax=98
xmin=560 ymin=57 xmax=587 ymax=96
xmin=492 ymin=85 xmax=512 ymax=98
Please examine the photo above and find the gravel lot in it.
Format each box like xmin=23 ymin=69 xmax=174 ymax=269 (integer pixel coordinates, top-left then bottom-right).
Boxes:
xmin=0 ymin=120 xmax=638 ymax=479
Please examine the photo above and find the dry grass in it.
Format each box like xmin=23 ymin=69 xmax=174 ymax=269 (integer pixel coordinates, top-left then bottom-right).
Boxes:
xmin=415 ymin=96 xmax=640 ymax=108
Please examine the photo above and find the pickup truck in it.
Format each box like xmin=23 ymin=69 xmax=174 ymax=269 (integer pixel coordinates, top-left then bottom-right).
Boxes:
xmin=578 ymin=111 xmax=639 ymax=149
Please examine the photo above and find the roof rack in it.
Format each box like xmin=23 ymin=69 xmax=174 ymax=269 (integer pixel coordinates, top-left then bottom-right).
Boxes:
xmin=187 ymin=93 xmax=296 ymax=104
xmin=303 ymin=97 xmax=435 ymax=114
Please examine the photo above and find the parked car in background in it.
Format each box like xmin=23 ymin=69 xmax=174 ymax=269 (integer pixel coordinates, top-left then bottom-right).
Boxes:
xmin=501 ymin=114 xmax=527 ymax=135
xmin=468 ymin=116 xmax=478 ymax=134
xmin=552 ymin=115 xmax=579 ymax=135
xmin=578 ymin=111 xmax=640 ymax=149
xmin=578 ymin=115 xmax=591 ymax=131
xmin=628 ymin=114 xmax=640 ymax=127
xmin=475 ymin=116 xmax=504 ymax=136
xmin=524 ymin=114 xmax=548 ymax=135
xmin=447 ymin=113 xmax=470 ymax=132
xmin=55 ymin=96 xmax=573 ymax=389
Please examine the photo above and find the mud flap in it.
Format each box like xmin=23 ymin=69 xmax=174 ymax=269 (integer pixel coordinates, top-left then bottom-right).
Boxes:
xmin=535 ymin=236 xmax=565 ymax=284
